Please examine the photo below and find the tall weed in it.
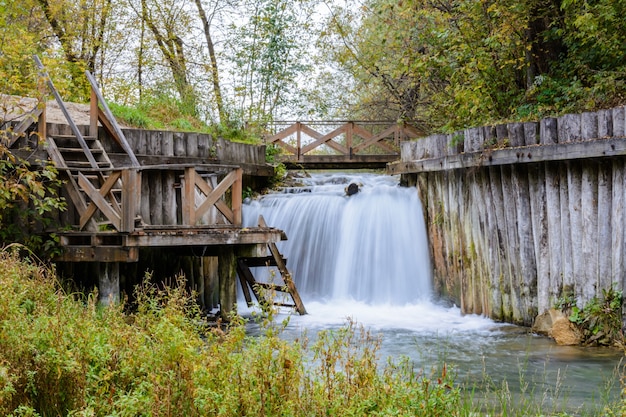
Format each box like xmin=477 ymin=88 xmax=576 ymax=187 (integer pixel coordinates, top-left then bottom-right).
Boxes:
xmin=1 ymin=249 xmax=622 ymax=416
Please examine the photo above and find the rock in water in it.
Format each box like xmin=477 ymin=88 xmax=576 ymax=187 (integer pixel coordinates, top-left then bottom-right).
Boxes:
xmin=345 ymin=183 xmax=359 ymax=196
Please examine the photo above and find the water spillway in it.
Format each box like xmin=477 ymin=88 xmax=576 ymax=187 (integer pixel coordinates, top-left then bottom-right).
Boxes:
xmin=243 ymin=173 xmax=432 ymax=305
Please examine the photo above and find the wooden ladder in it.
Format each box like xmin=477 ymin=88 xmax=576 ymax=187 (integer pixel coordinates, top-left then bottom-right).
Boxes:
xmin=236 ymin=215 xmax=307 ymax=315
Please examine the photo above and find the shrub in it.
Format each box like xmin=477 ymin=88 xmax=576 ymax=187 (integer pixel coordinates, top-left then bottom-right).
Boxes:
xmin=0 ymin=120 xmax=66 ymax=256
xmin=0 ymin=249 xmax=461 ymax=416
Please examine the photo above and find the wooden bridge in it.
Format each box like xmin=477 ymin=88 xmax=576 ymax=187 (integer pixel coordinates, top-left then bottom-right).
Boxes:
xmin=4 ymin=57 xmax=306 ymax=318
xmin=264 ymin=120 xmax=421 ymax=169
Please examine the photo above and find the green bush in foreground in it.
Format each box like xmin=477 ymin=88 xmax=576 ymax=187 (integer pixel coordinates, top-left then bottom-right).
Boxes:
xmin=0 ymin=249 xmax=459 ymax=416
xmin=2 ymin=248 xmax=623 ymax=416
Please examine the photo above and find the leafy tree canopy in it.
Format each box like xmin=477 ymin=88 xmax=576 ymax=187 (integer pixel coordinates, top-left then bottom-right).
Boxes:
xmin=1 ymin=0 xmax=625 ymax=134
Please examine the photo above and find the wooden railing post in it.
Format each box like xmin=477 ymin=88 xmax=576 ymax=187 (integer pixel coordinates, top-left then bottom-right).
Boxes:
xmin=296 ymin=122 xmax=302 ymax=161
xmin=121 ymin=168 xmax=140 ymax=232
xmin=89 ymin=85 xmax=98 ymax=138
xmin=232 ymin=168 xmax=243 ymax=225
xmin=347 ymin=121 xmax=354 ymax=158
xmin=183 ymin=167 xmax=196 ymax=225
xmin=38 ymin=105 xmax=46 ymax=146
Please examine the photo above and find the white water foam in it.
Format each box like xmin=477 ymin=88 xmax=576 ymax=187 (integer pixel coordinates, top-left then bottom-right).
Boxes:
xmin=242 ymin=173 xmax=499 ymax=335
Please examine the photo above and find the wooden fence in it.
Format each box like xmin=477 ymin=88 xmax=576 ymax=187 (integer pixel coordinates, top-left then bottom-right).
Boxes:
xmin=393 ymin=105 xmax=626 ymax=326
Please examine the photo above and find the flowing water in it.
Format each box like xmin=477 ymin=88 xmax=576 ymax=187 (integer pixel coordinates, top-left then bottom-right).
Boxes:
xmin=242 ymin=172 xmax=624 ymax=413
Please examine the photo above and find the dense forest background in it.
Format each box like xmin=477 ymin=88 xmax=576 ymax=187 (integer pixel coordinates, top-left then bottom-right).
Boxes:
xmin=2 ymin=0 xmax=626 ymax=135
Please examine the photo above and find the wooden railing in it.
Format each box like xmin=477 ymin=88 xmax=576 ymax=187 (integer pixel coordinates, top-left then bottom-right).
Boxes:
xmin=77 ymin=168 xmax=141 ymax=232
xmin=263 ymin=121 xmax=421 ymax=162
xmin=75 ymin=165 xmax=243 ymax=232
xmin=181 ymin=166 xmax=242 ymax=226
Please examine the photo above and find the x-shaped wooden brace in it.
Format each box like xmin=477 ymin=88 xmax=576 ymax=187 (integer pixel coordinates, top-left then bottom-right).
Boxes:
xmin=78 ymin=171 xmax=122 ymax=231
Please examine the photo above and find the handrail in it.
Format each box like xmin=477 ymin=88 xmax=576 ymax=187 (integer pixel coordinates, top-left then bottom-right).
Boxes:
xmin=33 ymin=55 xmax=100 ymax=170
xmin=85 ymin=71 xmax=140 ymax=167
xmin=265 ymin=121 xmax=419 ymax=161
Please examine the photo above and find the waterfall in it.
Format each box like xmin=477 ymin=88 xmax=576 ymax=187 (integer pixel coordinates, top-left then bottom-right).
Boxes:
xmin=243 ymin=173 xmax=432 ymax=305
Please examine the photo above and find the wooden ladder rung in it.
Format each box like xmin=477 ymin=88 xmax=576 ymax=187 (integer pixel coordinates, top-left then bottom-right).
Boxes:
xmin=239 ymin=256 xmax=286 ymax=267
xmin=272 ymin=302 xmax=296 ymax=308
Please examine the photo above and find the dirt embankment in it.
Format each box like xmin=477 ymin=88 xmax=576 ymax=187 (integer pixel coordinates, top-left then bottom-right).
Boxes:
xmin=2 ymin=95 xmax=121 ymax=127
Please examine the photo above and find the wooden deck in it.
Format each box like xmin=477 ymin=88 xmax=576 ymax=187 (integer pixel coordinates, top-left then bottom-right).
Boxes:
xmin=56 ymin=225 xmax=285 ymax=262
xmin=6 ymin=57 xmax=307 ymax=317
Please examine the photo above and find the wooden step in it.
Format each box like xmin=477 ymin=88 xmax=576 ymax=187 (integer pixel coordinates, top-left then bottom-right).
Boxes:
xmin=58 ymin=147 xmax=104 ymax=154
xmin=239 ymin=256 xmax=286 ymax=267
xmin=50 ymin=134 xmax=97 ymax=141
xmin=66 ymin=160 xmax=113 ymax=168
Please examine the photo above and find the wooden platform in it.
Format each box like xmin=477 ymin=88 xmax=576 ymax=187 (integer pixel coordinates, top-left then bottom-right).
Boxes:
xmin=55 ymin=225 xmax=286 ymax=262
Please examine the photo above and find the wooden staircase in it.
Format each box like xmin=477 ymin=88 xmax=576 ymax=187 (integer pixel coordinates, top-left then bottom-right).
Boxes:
xmin=46 ymin=133 xmax=124 ymax=231
xmin=34 ymin=55 xmax=140 ymax=232
xmin=237 ymin=215 xmax=307 ymax=315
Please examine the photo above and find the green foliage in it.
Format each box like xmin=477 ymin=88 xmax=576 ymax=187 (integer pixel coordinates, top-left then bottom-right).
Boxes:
xmin=0 ymin=120 xmax=66 ymax=256
xmin=322 ymin=0 xmax=626 ymax=132
xmin=1 ymin=250 xmax=624 ymax=416
xmin=0 ymin=250 xmax=462 ymax=416
xmin=109 ymin=96 xmax=210 ymax=132
xmin=207 ymin=122 xmax=261 ymax=144
xmin=557 ymin=287 xmax=624 ymax=347
xmin=264 ymin=143 xmax=282 ymax=163
xmin=570 ymin=288 xmax=624 ymax=347
xmin=226 ymin=0 xmax=315 ymax=123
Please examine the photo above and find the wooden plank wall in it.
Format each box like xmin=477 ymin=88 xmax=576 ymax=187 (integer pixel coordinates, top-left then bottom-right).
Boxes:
xmin=408 ymin=106 xmax=626 ymax=325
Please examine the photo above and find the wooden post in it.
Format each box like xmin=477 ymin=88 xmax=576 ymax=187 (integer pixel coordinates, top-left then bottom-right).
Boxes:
xmin=232 ymin=168 xmax=243 ymax=225
xmin=90 ymin=85 xmax=98 ymax=138
xmin=98 ymin=262 xmax=120 ymax=306
xmin=183 ymin=167 xmax=196 ymax=225
xmin=38 ymin=107 xmax=46 ymax=145
xmin=121 ymin=169 xmax=139 ymax=232
xmin=347 ymin=122 xmax=353 ymax=158
xmin=218 ymin=247 xmax=238 ymax=320
xmin=296 ymin=122 xmax=302 ymax=161
xmin=203 ymin=256 xmax=219 ymax=311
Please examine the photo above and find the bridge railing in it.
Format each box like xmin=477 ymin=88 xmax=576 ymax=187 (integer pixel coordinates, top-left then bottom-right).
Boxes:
xmin=263 ymin=121 xmax=421 ymax=161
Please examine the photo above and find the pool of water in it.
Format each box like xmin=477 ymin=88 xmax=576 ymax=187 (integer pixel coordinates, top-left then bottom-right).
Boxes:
xmin=243 ymin=300 xmax=624 ymax=414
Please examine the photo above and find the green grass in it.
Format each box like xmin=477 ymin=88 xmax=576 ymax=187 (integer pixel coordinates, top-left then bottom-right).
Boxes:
xmin=0 ymin=247 xmax=622 ymax=416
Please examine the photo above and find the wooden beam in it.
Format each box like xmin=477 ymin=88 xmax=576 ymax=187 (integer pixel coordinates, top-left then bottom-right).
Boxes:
xmin=232 ymin=168 xmax=242 ymax=225
xmin=387 ymin=138 xmax=626 ymax=174
xmin=121 ymin=169 xmax=140 ymax=232
xmin=125 ymin=228 xmax=284 ymax=247
xmin=192 ymin=172 xmax=234 ymax=223
xmin=54 ymin=246 xmax=139 ymax=262
xmin=78 ymin=172 xmax=122 ymax=231
xmin=183 ymin=167 xmax=196 ymax=225
xmin=301 ymin=124 xmax=348 ymax=155
xmin=265 ymin=122 xmax=299 ymax=143
xmin=90 ymin=86 xmax=98 ymax=137
xmin=353 ymin=125 xmax=397 ymax=153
